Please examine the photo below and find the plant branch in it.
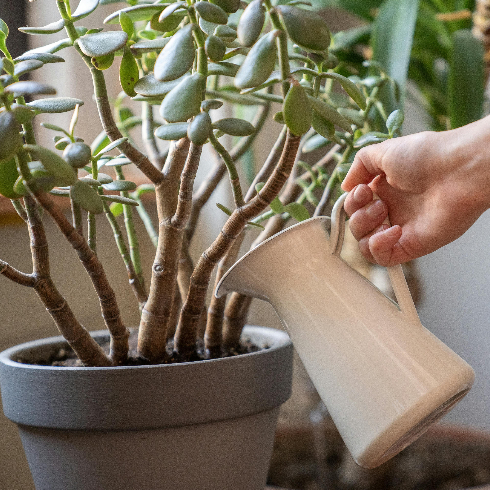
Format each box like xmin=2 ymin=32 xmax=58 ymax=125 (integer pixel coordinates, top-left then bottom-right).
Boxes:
xmin=174 ymin=131 xmax=301 ymax=357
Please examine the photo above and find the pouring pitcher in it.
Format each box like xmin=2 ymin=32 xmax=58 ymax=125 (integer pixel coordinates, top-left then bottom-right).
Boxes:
xmin=216 ymin=193 xmax=474 ymax=468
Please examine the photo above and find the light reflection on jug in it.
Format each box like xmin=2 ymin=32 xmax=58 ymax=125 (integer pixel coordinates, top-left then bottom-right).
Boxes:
xmin=216 ymin=193 xmax=474 ymax=468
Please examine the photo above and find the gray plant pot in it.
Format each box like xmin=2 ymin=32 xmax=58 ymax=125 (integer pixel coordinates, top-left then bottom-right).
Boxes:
xmin=0 ymin=326 xmax=293 ymax=490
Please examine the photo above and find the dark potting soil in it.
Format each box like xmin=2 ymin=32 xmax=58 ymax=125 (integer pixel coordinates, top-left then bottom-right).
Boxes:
xmin=23 ymin=329 xmax=265 ymax=367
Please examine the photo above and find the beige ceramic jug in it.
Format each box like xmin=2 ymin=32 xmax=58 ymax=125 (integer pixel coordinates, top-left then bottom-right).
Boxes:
xmin=216 ymin=193 xmax=475 ymax=468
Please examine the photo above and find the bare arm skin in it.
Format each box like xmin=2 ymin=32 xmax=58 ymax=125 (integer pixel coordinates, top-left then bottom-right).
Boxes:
xmin=341 ymin=115 xmax=490 ymax=266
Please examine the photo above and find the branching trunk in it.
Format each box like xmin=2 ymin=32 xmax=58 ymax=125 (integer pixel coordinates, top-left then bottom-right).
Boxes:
xmin=138 ymin=143 xmax=202 ymax=362
xmin=174 ymin=131 xmax=301 ymax=358
xmin=33 ymin=192 xmax=129 ymax=365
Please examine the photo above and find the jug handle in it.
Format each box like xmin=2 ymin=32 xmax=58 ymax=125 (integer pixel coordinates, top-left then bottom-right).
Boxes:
xmin=330 ymin=193 xmax=420 ymax=325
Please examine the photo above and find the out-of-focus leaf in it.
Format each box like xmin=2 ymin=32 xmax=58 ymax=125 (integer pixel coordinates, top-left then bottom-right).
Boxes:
xmin=72 ymin=0 xmax=100 ymax=21
xmin=19 ymin=19 xmax=66 ymax=35
xmin=371 ymin=0 xmax=419 ymax=109
xmin=13 ymin=59 xmax=43 ymax=77
xmin=27 ymin=98 xmax=84 ymax=114
xmin=71 ymin=180 xmax=104 ymax=214
xmin=448 ymin=29 xmax=484 ymax=129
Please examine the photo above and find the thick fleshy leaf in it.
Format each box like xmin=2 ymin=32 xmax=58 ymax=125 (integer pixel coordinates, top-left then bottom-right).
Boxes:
xmin=234 ymin=30 xmax=278 ymax=89
xmin=134 ymin=73 xmax=183 ymax=96
xmin=214 ymin=25 xmax=237 ymax=41
xmin=119 ymin=11 xmax=134 ymax=39
xmin=0 ymin=111 xmax=23 ymax=161
xmin=119 ymin=46 xmax=139 ymax=97
xmin=194 ymin=2 xmax=228 ymax=25
xmin=303 ymin=133 xmax=329 ymax=153
xmin=13 ymin=59 xmax=43 ymax=77
xmin=201 ymin=99 xmax=223 ymax=112
xmin=11 ymin=105 xmax=36 ymax=124
xmin=0 ymin=156 xmax=22 ymax=199
xmin=72 ymin=0 xmax=100 ymax=21
xmin=283 ymin=82 xmax=311 ymax=136
xmin=104 ymin=5 xmax=166 ymax=24
xmin=210 ymin=0 xmax=240 ymax=14
xmin=449 ymin=29 xmax=485 ymax=129
xmin=386 ymin=109 xmax=404 ymax=135
xmin=15 ymin=52 xmax=65 ymax=64
xmin=205 ymin=35 xmax=226 ymax=62
xmin=237 ymin=0 xmax=265 ymax=47
xmin=103 ymin=180 xmax=137 ymax=191
xmin=27 ymin=97 xmax=84 ymax=114
xmin=322 ymin=73 xmax=366 ymax=110
xmin=199 ymin=18 xmax=219 ymax=36
xmin=23 ymin=144 xmax=77 ymax=186
xmin=91 ymin=52 xmax=115 ymax=70
xmin=160 ymin=73 xmax=205 ymax=123
xmin=212 ymin=117 xmax=255 ymax=136
xmin=77 ymin=31 xmax=128 ymax=58
xmin=354 ymin=132 xmax=389 ymax=148
xmin=308 ymin=96 xmax=353 ymax=133
xmin=154 ymin=24 xmax=195 ymax=82
xmin=19 ymin=19 xmax=66 ymax=35
xmin=188 ymin=112 xmax=212 ymax=144
xmin=311 ymin=111 xmax=335 ymax=140
xmin=102 ymin=194 xmax=139 ymax=206
xmin=158 ymin=2 xmax=187 ymax=22
xmin=337 ymin=107 xmax=364 ymax=127
xmin=0 ymin=18 xmax=8 ymax=38
xmin=208 ymin=62 xmax=239 ymax=77
xmin=130 ymin=38 xmax=170 ymax=54
xmin=155 ymin=122 xmax=189 ymax=140
xmin=5 ymin=81 xmax=56 ymax=97
xmin=94 ymin=137 xmax=128 ymax=157
xmin=63 ymin=142 xmax=92 ymax=169
xmin=23 ymin=38 xmax=72 ymax=56
xmin=276 ymin=6 xmax=330 ymax=52
xmin=71 ymin=180 xmax=104 ymax=214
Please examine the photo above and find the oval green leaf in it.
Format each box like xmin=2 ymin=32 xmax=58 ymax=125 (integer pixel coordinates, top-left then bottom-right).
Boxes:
xmin=0 ymin=156 xmax=22 ymax=199
xmin=237 ymin=0 xmax=265 ymax=47
xmin=154 ymin=24 xmax=195 ymax=82
xmin=194 ymin=2 xmax=228 ymax=25
xmin=103 ymin=180 xmax=137 ymax=191
xmin=77 ymin=31 xmax=128 ymax=58
xmin=0 ymin=111 xmax=23 ymax=161
xmin=24 ymin=144 xmax=77 ymax=186
xmin=307 ymin=96 xmax=353 ymax=134
xmin=15 ymin=52 xmax=65 ymax=64
xmin=5 ymin=81 xmax=57 ymax=97
xmin=234 ymin=30 xmax=278 ymax=89
xmin=188 ymin=112 xmax=212 ymax=145
xmin=205 ymin=35 xmax=226 ymax=62
xmin=71 ymin=180 xmax=104 ymax=214
xmin=72 ymin=0 xmax=100 ymax=21
xmin=212 ymin=117 xmax=255 ymax=136
xmin=160 ymin=73 xmax=205 ymax=123
xmin=134 ymin=73 xmax=183 ymax=97
xmin=283 ymin=82 xmax=311 ymax=136
xmin=120 ymin=46 xmax=139 ymax=97
xmin=155 ymin=122 xmax=189 ymax=140
xmin=276 ymin=6 xmax=330 ymax=52
xmin=27 ymin=97 xmax=84 ymax=114
xmin=19 ymin=19 xmax=66 ymax=35
xmin=210 ymin=0 xmax=240 ymax=14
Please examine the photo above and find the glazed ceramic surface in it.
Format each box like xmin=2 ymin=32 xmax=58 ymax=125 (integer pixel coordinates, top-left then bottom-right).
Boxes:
xmin=217 ymin=193 xmax=475 ymax=468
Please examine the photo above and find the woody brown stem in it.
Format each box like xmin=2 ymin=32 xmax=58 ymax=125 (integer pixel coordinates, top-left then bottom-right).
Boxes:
xmin=205 ymin=233 xmax=245 ymax=357
xmin=11 ymin=195 xmax=112 ymax=366
xmin=138 ymin=143 xmax=202 ymax=362
xmin=174 ymin=131 xmax=301 ymax=358
xmin=33 ymin=192 xmax=129 ymax=365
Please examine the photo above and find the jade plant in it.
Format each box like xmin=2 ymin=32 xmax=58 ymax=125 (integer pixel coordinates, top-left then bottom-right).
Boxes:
xmin=0 ymin=0 xmax=401 ymax=366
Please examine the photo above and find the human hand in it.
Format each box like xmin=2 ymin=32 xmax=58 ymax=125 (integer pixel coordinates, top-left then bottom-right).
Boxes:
xmin=341 ymin=125 xmax=490 ymax=266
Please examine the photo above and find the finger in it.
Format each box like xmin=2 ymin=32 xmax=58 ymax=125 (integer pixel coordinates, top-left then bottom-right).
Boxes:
xmin=343 ymin=184 xmax=373 ymax=216
xmin=341 ymin=149 xmax=383 ymax=192
xmin=368 ymin=225 xmax=409 ymax=267
xmin=347 ymin=199 xmax=388 ymax=242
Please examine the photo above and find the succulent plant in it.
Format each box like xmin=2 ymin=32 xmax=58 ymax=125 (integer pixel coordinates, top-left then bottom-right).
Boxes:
xmin=0 ymin=0 xmax=401 ymax=366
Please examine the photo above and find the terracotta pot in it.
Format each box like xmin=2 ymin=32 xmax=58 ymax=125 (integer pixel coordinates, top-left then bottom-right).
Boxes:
xmin=0 ymin=326 xmax=293 ymax=490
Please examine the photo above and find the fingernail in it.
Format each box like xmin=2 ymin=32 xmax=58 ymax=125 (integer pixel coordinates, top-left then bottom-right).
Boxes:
xmin=353 ymin=185 xmax=368 ymax=202
xmin=366 ymin=199 xmax=385 ymax=218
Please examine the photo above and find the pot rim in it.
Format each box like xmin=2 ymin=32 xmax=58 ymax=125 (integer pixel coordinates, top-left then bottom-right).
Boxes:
xmin=0 ymin=326 xmax=293 ymax=431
